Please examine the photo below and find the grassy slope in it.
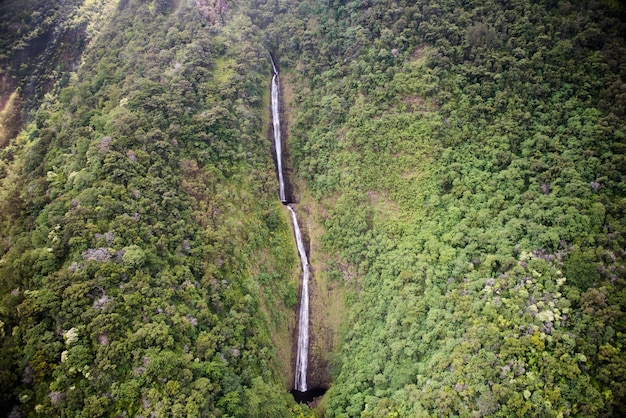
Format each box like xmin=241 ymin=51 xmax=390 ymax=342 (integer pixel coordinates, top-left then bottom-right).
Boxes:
xmin=281 ymin=71 xmax=348 ymax=392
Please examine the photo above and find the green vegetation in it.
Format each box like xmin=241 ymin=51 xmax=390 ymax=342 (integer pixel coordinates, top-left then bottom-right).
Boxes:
xmin=1 ymin=0 xmax=625 ymax=416
xmin=279 ymin=0 xmax=626 ymax=416
xmin=0 ymin=0 xmax=307 ymax=416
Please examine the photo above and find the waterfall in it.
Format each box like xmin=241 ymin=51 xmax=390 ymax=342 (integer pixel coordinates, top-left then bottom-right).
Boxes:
xmin=288 ymin=205 xmax=310 ymax=392
xmin=271 ymin=65 xmax=287 ymax=203
xmin=269 ymin=55 xmax=309 ymax=392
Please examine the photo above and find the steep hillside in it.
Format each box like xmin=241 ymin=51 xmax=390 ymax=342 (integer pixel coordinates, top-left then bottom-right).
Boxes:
xmin=279 ymin=0 xmax=626 ymax=416
xmin=0 ymin=0 xmax=122 ymax=147
xmin=0 ymin=0 xmax=304 ymax=416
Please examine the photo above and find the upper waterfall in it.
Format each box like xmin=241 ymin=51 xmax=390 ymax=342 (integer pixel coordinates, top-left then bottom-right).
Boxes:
xmin=270 ymin=60 xmax=287 ymax=203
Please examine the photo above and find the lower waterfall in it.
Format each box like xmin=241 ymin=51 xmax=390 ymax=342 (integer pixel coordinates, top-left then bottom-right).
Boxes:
xmin=288 ymin=205 xmax=310 ymax=392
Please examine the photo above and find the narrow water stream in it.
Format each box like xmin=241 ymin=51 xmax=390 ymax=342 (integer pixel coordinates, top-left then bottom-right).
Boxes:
xmin=269 ymin=56 xmax=317 ymax=398
xmin=271 ymin=69 xmax=287 ymax=203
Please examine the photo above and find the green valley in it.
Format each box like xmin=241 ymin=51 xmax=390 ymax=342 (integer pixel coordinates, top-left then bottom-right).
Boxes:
xmin=1 ymin=0 xmax=625 ymax=416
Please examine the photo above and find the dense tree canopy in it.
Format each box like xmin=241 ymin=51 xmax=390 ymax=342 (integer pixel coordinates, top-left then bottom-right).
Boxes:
xmin=270 ymin=0 xmax=626 ymax=415
xmin=0 ymin=0 xmax=307 ymax=416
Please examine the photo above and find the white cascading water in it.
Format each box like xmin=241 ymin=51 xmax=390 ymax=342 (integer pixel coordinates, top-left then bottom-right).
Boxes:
xmin=271 ymin=66 xmax=287 ymax=203
xmin=288 ymin=205 xmax=310 ymax=392
xmin=269 ymin=56 xmax=309 ymax=392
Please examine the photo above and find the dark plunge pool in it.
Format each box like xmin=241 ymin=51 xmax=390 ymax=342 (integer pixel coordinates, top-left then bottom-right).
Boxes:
xmin=290 ymin=387 xmax=327 ymax=404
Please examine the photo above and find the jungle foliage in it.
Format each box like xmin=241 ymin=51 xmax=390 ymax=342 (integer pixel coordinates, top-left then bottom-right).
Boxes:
xmin=0 ymin=0 xmax=307 ymax=416
xmin=267 ymin=0 xmax=626 ymax=416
